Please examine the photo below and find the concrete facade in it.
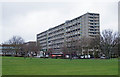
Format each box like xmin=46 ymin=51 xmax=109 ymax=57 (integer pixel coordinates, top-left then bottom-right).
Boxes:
xmin=37 ymin=12 xmax=100 ymax=52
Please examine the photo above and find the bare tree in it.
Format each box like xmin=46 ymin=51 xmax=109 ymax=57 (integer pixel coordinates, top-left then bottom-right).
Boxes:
xmin=69 ymin=38 xmax=75 ymax=60
xmin=21 ymin=44 xmax=29 ymax=58
xmin=3 ymin=36 xmax=24 ymax=56
xmin=61 ymin=38 xmax=75 ymax=59
xmin=36 ymin=40 xmax=43 ymax=58
xmin=80 ymin=36 xmax=91 ymax=58
xmin=101 ymin=29 xmax=118 ymax=58
xmin=117 ymin=33 xmax=120 ymax=57
xmin=37 ymin=41 xmax=42 ymax=51
xmin=24 ymin=42 xmax=39 ymax=59
xmin=62 ymin=36 xmax=92 ymax=59
xmin=90 ymin=35 xmax=100 ymax=58
xmin=61 ymin=42 xmax=69 ymax=58
xmin=73 ymin=39 xmax=82 ymax=57
xmin=111 ymin=32 xmax=119 ymax=58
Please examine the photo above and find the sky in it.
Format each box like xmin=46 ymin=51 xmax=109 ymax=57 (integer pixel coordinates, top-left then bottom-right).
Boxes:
xmin=0 ymin=0 xmax=119 ymax=43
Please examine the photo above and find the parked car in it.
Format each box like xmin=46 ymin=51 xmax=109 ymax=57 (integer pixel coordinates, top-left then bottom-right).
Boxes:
xmin=72 ymin=56 xmax=79 ymax=59
xmin=85 ymin=55 xmax=88 ymax=58
xmin=88 ymin=55 xmax=91 ymax=59
xmin=80 ymin=55 xmax=84 ymax=59
xmin=34 ymin=56 xmax=41 ymax=58
xmin=100 ymin=56 xmax=106 ymax=59
xmin=65 ymin=55 xmax=69 ymax=58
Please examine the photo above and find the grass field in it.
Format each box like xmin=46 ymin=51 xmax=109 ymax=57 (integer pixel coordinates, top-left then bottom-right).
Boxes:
xmin=2 ymin=57 xmax=118 ymax=75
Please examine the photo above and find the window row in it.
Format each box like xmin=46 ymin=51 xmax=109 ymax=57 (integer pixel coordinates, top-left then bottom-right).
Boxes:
xmin=89 ymin=32 xmax=99 ymax=34
xmin=89 ymin=26 xmax=99 ymax=28
xmin=66 ymin=23 xmax=81 ymax=29
xmin=89 ymin=29 xmax=99 ymax=31
xmin=89 ymin=23 xmax=99 ymax=25
xmin=66 ymin=28 xmax=81 ymax=34
xmin=49 ymin=42 xmax=63 ymax=47
xmin=66 ymin=34 xmax=81 ymax=39
xmin=48 ymin=38 xmax=64 ymax=43
xmin=48 ymin=28 xmax=64 ymax=35
xmin=48 ymin=33 xmax=64 ymax=40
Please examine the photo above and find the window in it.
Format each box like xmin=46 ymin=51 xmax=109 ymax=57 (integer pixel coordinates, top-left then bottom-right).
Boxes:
xmin=89 ymin=20 xmax=94 ymax=22
xmin=89 ymin=17 xmax=94 ymax=19
xmin=90 ymin=23 xmax=94 ymax=25
xmin=89 ymin=26 xmax=94 ymax=28
xmin=89 ymin=29 xmax=94 ymax=31
xmin=95 ymin=23 xmax=99 ymax=26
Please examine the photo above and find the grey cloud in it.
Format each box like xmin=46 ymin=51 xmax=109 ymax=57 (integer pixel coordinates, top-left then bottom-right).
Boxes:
xmin=1 ymin=1 xmax=118 ymax=43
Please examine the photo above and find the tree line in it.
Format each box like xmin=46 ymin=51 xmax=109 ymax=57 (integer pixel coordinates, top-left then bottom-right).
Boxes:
xmin=2 ymin=36 xmax=40 ymax=58
xmin=2 ymin=29 xmax=120 ymax=59
xmin=59 ymin=29 xmax=119 ymax=59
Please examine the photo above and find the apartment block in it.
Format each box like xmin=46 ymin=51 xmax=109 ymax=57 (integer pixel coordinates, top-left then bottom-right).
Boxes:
xmin=37 ymin=12 xmax=100 ymax=52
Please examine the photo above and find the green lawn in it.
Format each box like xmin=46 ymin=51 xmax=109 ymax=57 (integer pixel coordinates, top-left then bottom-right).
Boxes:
xmin=2 ymin=57 xmax=118 ymax=75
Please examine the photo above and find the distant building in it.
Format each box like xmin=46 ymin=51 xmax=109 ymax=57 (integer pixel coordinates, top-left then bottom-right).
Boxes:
xmin=0 ymin=44 xmax=19 ymax=56
xmin=1 ymin=41 xmax=38 ymax=56
xmin=23 ymin=41 xmax=38 ymax=56
xmin=24 ymin=41 xmax=36 ymax=46
xmin=37 ymin=12 xmax=100 ymax=52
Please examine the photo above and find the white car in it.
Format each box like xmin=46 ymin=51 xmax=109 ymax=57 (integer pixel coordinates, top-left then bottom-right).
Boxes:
xmin=100 ymin=56 xmax=106 ymax=59
xmin=85 ymin=55 xmax=88 ymax=58
xmin=88 ymin=55 xmax=91 ymax=58
xmin=65 ymin=55 xmax=69 ymax=58
xmin=34 ymin=56 xmax=41 ymax=58
xmin=46 ymin=55 xmax=49 ymax=57
xmin=72 ymin=56 xmax=78 ymax=59
xmin=80 ymin=56 xmax=84 ymax=59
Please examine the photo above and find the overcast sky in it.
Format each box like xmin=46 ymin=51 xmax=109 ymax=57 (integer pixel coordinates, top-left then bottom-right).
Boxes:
xmin=0 ymin=0 xmax=119 ymax=43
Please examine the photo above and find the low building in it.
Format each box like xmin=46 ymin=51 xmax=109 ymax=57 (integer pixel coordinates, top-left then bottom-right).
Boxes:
xmin=0 ymin=44 xmax=21 ymax=56
xmin=1 ymin=41 xmax=38 ymax=57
